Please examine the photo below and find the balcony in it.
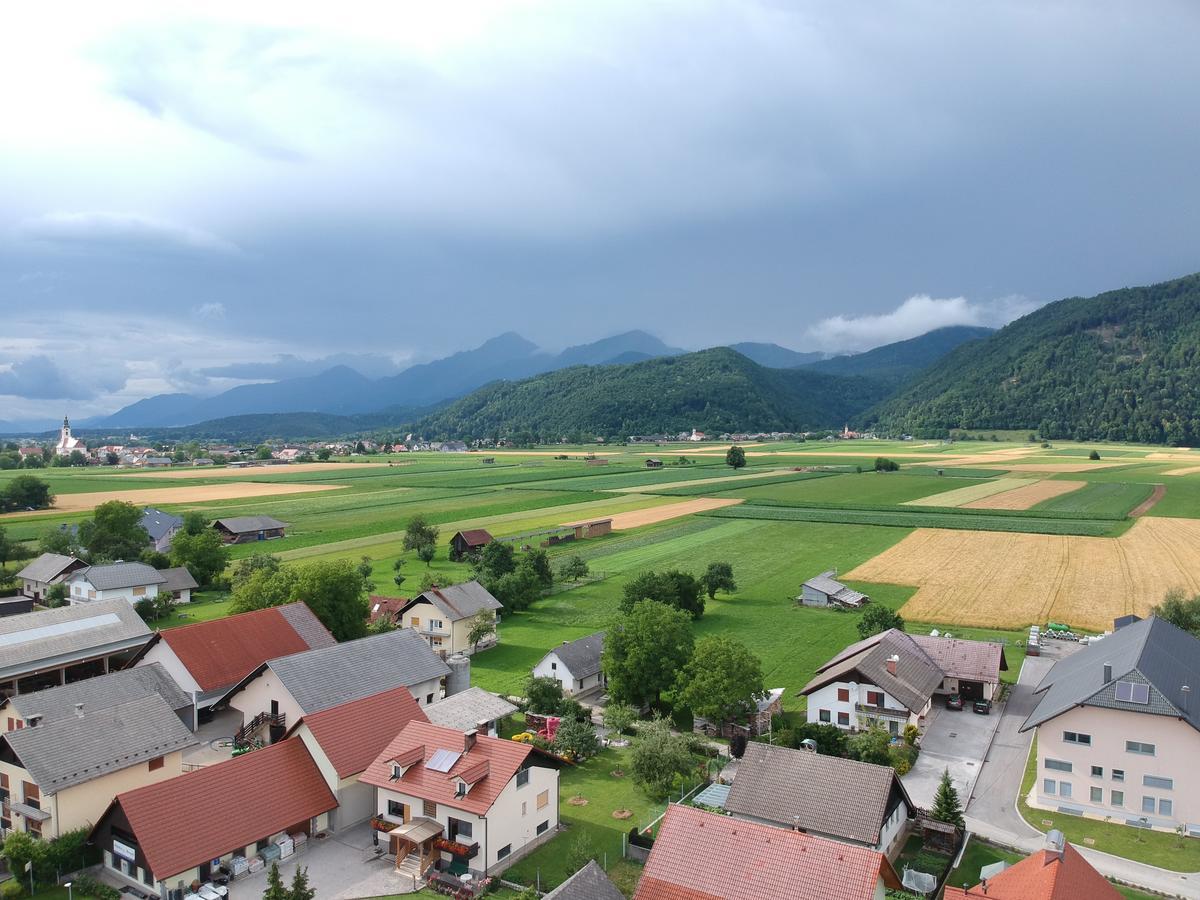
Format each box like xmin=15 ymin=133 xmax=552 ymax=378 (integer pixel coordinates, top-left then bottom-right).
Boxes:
xmin=855 ymin=702 xmax=910 ymax=720
xmin=234 ymin=710 xmax=285 ymax=748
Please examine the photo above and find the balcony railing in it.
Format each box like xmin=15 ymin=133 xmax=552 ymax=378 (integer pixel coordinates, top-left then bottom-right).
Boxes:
xmin=855 ymin=702 xmax=910 ymax=720
xmin=234 ymin=711 xmax=285 ymax=747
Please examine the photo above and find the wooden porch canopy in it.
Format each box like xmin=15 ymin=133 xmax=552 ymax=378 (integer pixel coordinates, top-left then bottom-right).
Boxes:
xmin=389 ymin=817 xmax=443 ymax=844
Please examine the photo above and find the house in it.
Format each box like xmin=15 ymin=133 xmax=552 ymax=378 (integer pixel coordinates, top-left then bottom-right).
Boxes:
xmin=361 ymin=719 xmax=561 ymax=878
xmin=0 ymin=600 xmax=152 ymax=698
xmin=532 ymin=632 xmax=605 ymax=696
xmin=449 ymin=529 xmax=494 ymax=561
xmin=395 ymin=581 xmax=504 ymax=656
xmin=89 ymin=737 xmax=337 ymax=895
xmin=425 ymin=687 xmax=518 ymax=737
xmin=66 ymin=562 xmax=167 ymax=607
xmin=722 ymin=742 xmax=912 ymax=855
xmin=633 ymin=805 xmax=902 ymax=900
xmin=139 ymin=508 xmax=183 ymax=553
xmin=212 ymin=515 xmax=288 ymax=544
xmin=799 ymin=570 xmax=869 ymax=608
xmin=158 ymin=566 xmax=198 ymax=603
xmin=129 ymin=602 xmax=335 ymax=713
xmin=142 ymin=456 xmax=172 ymax=468
xmin=1019 ymin=616 xmax=1200 ymax=831
xmin=368 ymin=595 xmax=410 ymax=626
xmin=644 ymin=458 xmax=663 ymax=468
xmin=439 ymin=441 xmax=469 ymax=453
xmin=543 ymin=861 xmax=624 ymax=900
xmin=54 ymin=416 xmax=82 ymax=456
xmin=192 ymin=458 xmax=213 ymax=467
xmin=801 ymin=630 xmax=1006 ymax=735
xmin=0 ymin=693 xmax=196 ymax=839
xmin=15 ymin=552 xmax=87 ymax=601
xmin=220 ymin=628 xmax=452 ymax=746
xmin=558 ymin=519 xmax=613 ymax=540
xmin=286 ymin=685 xmax=429 ymax=831
xmin=944 ymin=830 xmax=1121 ymax=899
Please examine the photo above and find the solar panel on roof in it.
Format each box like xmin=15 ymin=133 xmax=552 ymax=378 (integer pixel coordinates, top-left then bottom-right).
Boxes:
xmin=1115 ymin=681 xmax=1150 ymax=704
xmin=426 ymin=748 xmax=462 ymax=772
xmin=0 ymin=613 xmax=122 ymax=648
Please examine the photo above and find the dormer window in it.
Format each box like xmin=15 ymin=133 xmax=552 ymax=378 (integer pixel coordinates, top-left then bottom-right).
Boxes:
xmin=391 ymin=763 xmax=404 ymax=780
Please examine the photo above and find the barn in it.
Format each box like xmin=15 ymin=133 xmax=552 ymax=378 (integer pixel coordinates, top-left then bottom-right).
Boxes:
xmin=799 ymin=571 xmax=869 ymax=608
xmin=449 ymin=529 xmax=494 ymax=561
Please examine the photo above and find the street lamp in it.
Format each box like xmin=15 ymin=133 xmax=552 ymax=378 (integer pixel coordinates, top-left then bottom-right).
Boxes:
xmin=65 ymin=882 xmax=73 ymax=900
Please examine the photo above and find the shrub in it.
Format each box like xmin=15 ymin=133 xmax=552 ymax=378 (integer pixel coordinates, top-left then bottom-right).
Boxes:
xmin=1089 ymin=449 xmax=1101 ymax=460
xmin=603 ymin=703 xmax=637 ymax=736
xmin=874 ymin=457 xmax=900 ymax=472
xmin=1 ymin=880 xmax=24 ymax=900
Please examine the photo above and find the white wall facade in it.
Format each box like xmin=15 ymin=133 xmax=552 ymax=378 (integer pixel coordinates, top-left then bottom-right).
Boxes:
xmin=135 ymin=642 xmax=202 ymax=699
xmin=531 ymin=653 xmax=603 ymax=695
xmin=805 ymin=680 xmax=924 ymax=733
xmin=69 ymin=578 xmax=159 ymax=607
xmin=228 ymin=667 xmax=305 ymax=734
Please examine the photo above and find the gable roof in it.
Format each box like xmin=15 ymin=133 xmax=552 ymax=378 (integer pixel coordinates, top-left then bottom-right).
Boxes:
xmin=149 ymin=602 xmax=334 ymax=693
xmin=803 ymin=571 xmax=867 ymax=606
xmin=425 ymin=687 xmax=518 ymax=733
xmin=140 ymin=508 xmax=183 ymax=542
xmin=102 ymin=737 xmax=336 ymax=879
xmin=361 ymin=720 xmax=533 ymax=816
xmin=213 ymin=515 xmax=288 ymax=533
xmin=943 ymin=840 xmax=1121 ymax=899
xmin=452 ymin=529 xmax=493 ymax=547
xmin=0 ymin=599 xmax=152 ymax=682
xmin=724 ymin=742 xmax=910 ymax=845
xmin=159 ymin=566 xmax=199 ymax=593
xmin=543 ymin=861 xmax=625 ymax=900
xmin=368 ymin=595 xmax=409 ymax=624
xmin=1021 ymin=616 xmax=1200 ymax=733
xmin=69 ymin=561 xmax=167 ymax=590
xmin=911 ymin=634 xmax=1007 ymax=684
xmin=261 ymin=627 xmax=451 ymax=714
xmin=803 ymin=629 xmax=943 ymax=714
xmin=294 ymin=686 xmax=429 ymax=779
xmin=3 ymin=662 xmax=190 ymax=724
xmin=633 ymin=805 xmax=901 ymax=900
xmin=3 ymin=694 xmax=196 ymax=794
xmin=544 ymin=632 xmax=605 ymax=680
xmin=16 ymin=553 xmax=82 ymax=584
xmin=407 ymin=581 xmax=503 ymax=621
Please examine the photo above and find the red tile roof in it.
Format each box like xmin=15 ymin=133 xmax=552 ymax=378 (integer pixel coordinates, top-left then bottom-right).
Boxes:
xmin=361 ymin=720 xmax=533 ymax=816
xmin=107 ymin=738 xmax=336 ymax=879
xmin=633 ymin=806 xmax=900 ymax=900
xmin=296 ymin=686 xmax=429 ymax=779
xmin=943 ymin=844 xmax=1121 ymax=900
xmin=158 ymin=603 xmax=334 ymax=692
xmin=368 ymin=595 xmax=408 ymax=625
xmin=912 ymin=634 xmax=1007 ymax=684
xmin=454 ymin=529 xmax=493 ymax=546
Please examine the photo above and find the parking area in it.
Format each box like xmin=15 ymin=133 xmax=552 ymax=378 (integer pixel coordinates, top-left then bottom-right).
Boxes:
xmin=901 ymin=698 xmax=1003 ymax=809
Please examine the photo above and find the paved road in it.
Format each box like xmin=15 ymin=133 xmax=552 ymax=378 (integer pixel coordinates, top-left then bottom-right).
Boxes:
xmin=965 ymin=649 xmax=1200 ymax=898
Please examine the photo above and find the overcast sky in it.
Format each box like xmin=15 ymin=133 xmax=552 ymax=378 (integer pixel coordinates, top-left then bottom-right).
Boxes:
xmin=3 ymin=1 xmax=1199 ymax=422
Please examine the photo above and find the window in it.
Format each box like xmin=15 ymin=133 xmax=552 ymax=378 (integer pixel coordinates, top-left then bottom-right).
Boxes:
xmin=387 ymin=800 xmax=406 ymax=818
xmin=1160 ymin=799 xmax=1173 ymax=817
xmin=423 ymin=800 xmax=437 ymax=817
xmin=1090 ymin=766 xmax=1103 ymax=778
xmin=1112 ymin=769 xmax=1125 ymax=782
xmin=1090 ymin=786 xmax=1103 ymax=803
xmin=550 ymin=662 xmax=557 ymax=671
xmin=1063 ymin=731 xmax=1091 ymax=745
xmin=537 ymin=790 xmax=549 ymax=810
xmin=411 ymin=617 xmax=420 ymax=628
xmin=430 ymin=619 xmax=444 ymax=630
xmin=497 ymin=845 xmax=511 ymax=861
xmin=837 ymin=688 xmax=850 ymax=702
xmin=132 ymin=586 xmax=146 ymax=597
xmin=142 ymin=869 xmax=154 ymax=887
xmin=257 ymin=838 xmax=269 ymax=851
xmin=1126 ymin=741 xmax=1156 ymax=756
xmin=1115 ymin=681 xmax=1150 ymax=704
xmin=1043 ymin=779 xmax=1057 ymax=795
xmin=866 ymin=691 xmax=884 ymax=707
xmin=1142 ymin=796 xmax=1156 ymax=814
xmin=453 ymin=820 xmax=473 ymax=839
xmin=1059 ymin=782 xmax=1072 ymax=798
xmin=516 ymin=768 xmax=530 ymax=788
xmin=1045 ymin=759 xmax=1072 ymax=772
xmin=537 ymin=820 xmax=549 ymax=835
xmin=818 ymin=709 xmax=831 ymax=723
xmin=1112 ymin=790 xmax=1124 ymax=807
xmin=148 ymin=756 xmax=164 ymax=771
xmin=837 ymin=711 xmax=850 ymax=727
xmin=426 ymin=693 xmax=434 ymax=705
xmin=521 ymin=802 xmax=527 ymax=816
xmin=1143 ymin=775 xmax=1173 ymax=790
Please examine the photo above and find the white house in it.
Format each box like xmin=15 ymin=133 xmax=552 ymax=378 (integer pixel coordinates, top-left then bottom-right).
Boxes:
xmin=157 ymin=567 xmax=197 ymax=603
xmin=15 ymin=553 xmax=87 ymax=602
xmin=140 ymin=508 xmax=183 ymax=553
xmin=532 ymin=632 xmax=606 ymax=696
xmin=360 ymin=720 xmax=560 ymax=880
xmin=66 ymin=562 xmax=167 ymax=607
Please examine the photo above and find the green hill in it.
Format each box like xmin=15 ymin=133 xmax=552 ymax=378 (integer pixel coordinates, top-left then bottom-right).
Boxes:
xmin=416 ymin=347 xmax=892 ymax=441
xmin=804 ymin=325 xmax=993 ymax=382
xmin=870 ymin=272 xmax=1200 ymax=444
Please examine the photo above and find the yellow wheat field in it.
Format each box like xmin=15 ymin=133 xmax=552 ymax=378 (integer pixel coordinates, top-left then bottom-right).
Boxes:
xmin=1163 ymin=465 xmax=1200 ymax=476
xmin=1000 ymin=462 xmax=1127 ymax=473
xmin=843 ymin=517 xmax=1200 ymax=631
xmin=962 ymin=479 xmax=1085 ymax=510
xmin=903 ymin=477 xmax=1034 ymax=508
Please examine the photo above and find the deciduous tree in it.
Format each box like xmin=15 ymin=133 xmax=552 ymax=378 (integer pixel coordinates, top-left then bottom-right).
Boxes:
xmin=673 ymin=636 xmax=763 ymax=728
xmin=1153 ymin=588 xmax=1200 ymax=638
xmin=620 ymin=570 xmax=704 ymax=619
xmin=467 ymin=609 xmax=496 ymax=652
xmin=857 ymin=604 xmax=905 ymax=640
xmin=170 ymin=528 xmax=231 ymax=587
xmin=79 ymin=500 xmax=148 ymax=562
xmin=630 ymin=717 xmax=695 ymax=801
xmin=725 ymin=445 xmax=746 ymax=470
xmin=699 ymin=561 xmax=736 ymax=599
xmin=604 ymin=600 xmax=694 ymax=708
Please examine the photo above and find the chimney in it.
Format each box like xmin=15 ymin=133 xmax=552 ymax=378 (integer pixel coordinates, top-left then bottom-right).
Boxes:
xmin=1183 ymin=685 xmax=1191 ymax=714
xmin=476 ymin=719 xmax=492 ymax=737
xmin=464 ymin=729 xmax=477 ymax=752
xmin=980 ymin=878 xmax=988 ymax=894
xmin=75 ymin=702 xmax=84 ymax=718
xmin=886 ymin=654 xmax=899 ymax=677
xmin=1103 ymin=662 xmax=1113 ymax=684
xmin=1044 ymin=829 xmax=1065 ymax=860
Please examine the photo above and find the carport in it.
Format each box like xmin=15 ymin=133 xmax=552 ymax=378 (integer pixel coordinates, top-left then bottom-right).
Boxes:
xmin=957 ymin=680 xmax=985 ymax=701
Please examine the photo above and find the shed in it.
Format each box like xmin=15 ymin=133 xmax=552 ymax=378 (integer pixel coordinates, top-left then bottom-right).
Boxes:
xmin=799 ymin=570 xmax=869 ymax=608
xmin=212 ymin=515 xmax=288 ymax=544
xmin=449 ymin=529 xmax=494 ymax=561
xmin=645 ymin=458 xmax=663 ymax=468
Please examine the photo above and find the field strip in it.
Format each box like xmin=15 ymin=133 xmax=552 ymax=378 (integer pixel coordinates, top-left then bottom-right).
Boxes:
xmin=3 ymin=482 xmax=346 ymax=517
xmin=999 ymin=461 xmax=1127 ymax=473
xmin=113 ymin=462 xmax=397 ymax=478
xmin=1163 ymin=465 xmax=1200 ymax=476
xmin=903 ymin=477 xmax=1033 ymax=507
xmin=605 ymin=467 xmax=793 ymax=494
xmin=1146 ymin=451 xmax=1196 ymax=460
xmin=961 ymin=479 xmax=1085 ymax=510
xmin=843 ymin=516 xmax=1200 ymax=631
xmin=590 ymin=497 xmax=744 ymax=530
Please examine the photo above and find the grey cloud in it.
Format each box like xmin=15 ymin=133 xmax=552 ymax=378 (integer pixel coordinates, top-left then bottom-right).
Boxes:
xmin=0 ymin=355 xmax=128 ymax=400
xmin=20 ymin=212 xmax=242 ymax=257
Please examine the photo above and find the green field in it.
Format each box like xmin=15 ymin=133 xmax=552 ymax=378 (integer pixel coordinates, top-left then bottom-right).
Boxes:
xmin=1034 ymin=481 xmax=1155 ymax=516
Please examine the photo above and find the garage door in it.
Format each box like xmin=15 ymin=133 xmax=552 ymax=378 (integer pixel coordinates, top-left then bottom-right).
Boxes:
xmin=959 ymin=680 xmax=983 ymax=701
xmin=336 ymin=781 xmax=375 ymax=831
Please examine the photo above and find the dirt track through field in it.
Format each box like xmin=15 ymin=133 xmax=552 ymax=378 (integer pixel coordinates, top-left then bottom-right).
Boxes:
xmin=843 ymin=517 xmax=1200 ymax=631
xmin=568 ymin=497 xmax=744 ymax=530
xmin=118 ymin=462 xmax=396 ymax=478
xmin=962 ymin=479 xmax=1085 ymax=510
xmin=1130 ymin=484 xmax=1166 ymax=517
xmin=4 ymin=482 xmax=345 ymax=517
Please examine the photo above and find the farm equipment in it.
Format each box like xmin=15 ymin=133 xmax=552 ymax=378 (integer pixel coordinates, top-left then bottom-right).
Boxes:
xmin=524 ymin=713 xmax=561 ymax=742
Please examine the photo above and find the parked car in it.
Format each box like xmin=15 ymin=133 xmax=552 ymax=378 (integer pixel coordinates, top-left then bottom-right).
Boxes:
xmin=945 ymin=694 xmax=963 ymax=710
xmin=973 ymin=698 xmax=992 ymax=715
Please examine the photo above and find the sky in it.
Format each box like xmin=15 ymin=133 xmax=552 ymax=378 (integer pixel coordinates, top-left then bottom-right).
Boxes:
xmin=2 ymin=1 xmax=1200 ymax=424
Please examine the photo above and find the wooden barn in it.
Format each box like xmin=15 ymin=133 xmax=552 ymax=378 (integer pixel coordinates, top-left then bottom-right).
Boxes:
xmin=449 ymin=528 xmax=494 ymax=561
xmin=212 ymin=515 xmax=288 ymax=544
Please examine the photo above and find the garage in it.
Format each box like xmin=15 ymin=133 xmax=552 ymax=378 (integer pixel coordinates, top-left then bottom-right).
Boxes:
xmin=334 ymin=780 xmax=375 ymax=831
xmin=958 ymin=680 xmax=985 ymax=701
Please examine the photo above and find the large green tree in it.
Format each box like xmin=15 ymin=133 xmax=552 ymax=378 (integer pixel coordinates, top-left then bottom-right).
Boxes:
xmin=1 ymin=474 xmax=54 ymax=512
xmin=38 ymin=526 xmax=78 ymax=556
xmin=403 ymin=514 xmax=440 ymax=566
xmin=170 ymin=528 xmax=231 ymax=587
xmin=230 ymin=559 xmax=369 ymax=640
xmin=699 ymin=561 xmax=737 ymax=600
xmin=673 ymin=635 xmax=763 ymax=728
xmin=931 ymin=768 xmax=965 ymax=829
xmin=725 ymin=445 xmax=746 ymax=470
xmin=603 ymin=600 xmax=695 ymax=708
xmin=629 ymin=717 xmax=696 ymax=801
xmin=857 ymin=604 xmax=905 ymax=640
xmin=1152 ymin=588 xmax=1200 ymax=638
xmin=79 ymin=500 xmax=149 ymax=562
xmin=620 ymin=569 xmax=705 ymax=619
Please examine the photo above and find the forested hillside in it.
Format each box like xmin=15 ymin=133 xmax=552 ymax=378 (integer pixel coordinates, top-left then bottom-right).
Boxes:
xmin=804 ymin=325 xmax=993 ymax=382
xmin=416 ymin=347 xmax=892 ymax=441
xmin=871 ymin=273 xmax=1200 ymax=444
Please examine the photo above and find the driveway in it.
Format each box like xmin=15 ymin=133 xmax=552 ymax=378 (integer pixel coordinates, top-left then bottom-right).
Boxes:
xmin=902 ymin=700 xmax=1001 ymax=810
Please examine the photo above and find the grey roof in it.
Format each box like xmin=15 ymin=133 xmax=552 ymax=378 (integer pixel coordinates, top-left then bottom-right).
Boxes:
xmin=724 ymin=741 xmax=909 ymax=845
xmin=159 ymin=566 xmax=199 ymax=592
xmin=265 ymin=627 xmax=451 ymax=714
xmin=214 ymin=515 xmax=288 ymax=533
xmin=140 ymin=507 xmax=183 ymax=542
xmin=542 ymin=861 xmax=624 ymax=900
xmin=803 ymin=571 xmax=867 ymax=606
xmin=0 ymin=599 xmax=152 ymax=681
xmin=278 ymin=602 xmax=339 ymax=650
xmin=543 ymin=632 xmax=605 ymax=680
xmin=425 ymin=687 xmax=518 ymax=732
xmin=1022 ymin=616 xmax=1200 ymax=733
xmin=803 ymin=629 xmax=944 ymax=714
xmin=2 ymin=694 xmax=197 ymax=794
xmin=16 ymin=553 xmax=81 ymax=584
xmin=70 ymin=561 xmax=167 ymax=590
xmin=4 ymin=662 xmax=191 ymax=724
xmin=411 ymin=581 xmax=503 ymax=621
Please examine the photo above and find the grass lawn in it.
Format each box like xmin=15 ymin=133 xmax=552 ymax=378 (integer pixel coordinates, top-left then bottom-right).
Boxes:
xmin=153 ymin=590 xmax=233 ymax=629
xmin=893 ymin=833 xmax=953 ymax=881
xmin=1019 ymin=736 xmax=1200 ymax=871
